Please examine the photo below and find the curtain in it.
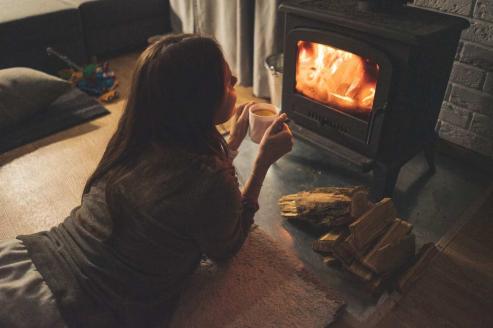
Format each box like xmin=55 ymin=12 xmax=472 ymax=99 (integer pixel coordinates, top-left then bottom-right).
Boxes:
xmin=252 ymin=0 xmax=283 ymax=99
xmin=169 ymin=0 xmax=195 ymax=34
xmin=168 ymin=0 xmax=283 ymax=99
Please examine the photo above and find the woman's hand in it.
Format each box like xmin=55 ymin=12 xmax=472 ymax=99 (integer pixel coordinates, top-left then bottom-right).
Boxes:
xmin=242 ymin=113 xmax=293 ymax=205
xmin=227 ymin=102 xmax=255 ymax=151
xmin=255 ymin=113 xmax=294 ymax=171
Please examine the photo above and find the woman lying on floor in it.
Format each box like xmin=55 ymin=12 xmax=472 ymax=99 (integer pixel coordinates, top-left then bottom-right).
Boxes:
xmin=0 ymin=34 xmax=293 ymax=328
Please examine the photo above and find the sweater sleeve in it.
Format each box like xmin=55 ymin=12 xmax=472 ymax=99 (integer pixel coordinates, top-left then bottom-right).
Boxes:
xmin=192 ymin=167 xmax=257 ymax=261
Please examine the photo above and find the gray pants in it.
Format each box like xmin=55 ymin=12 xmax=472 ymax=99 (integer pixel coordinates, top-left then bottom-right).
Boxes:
xmin=0 ymin=239 xmax=67 ymax=328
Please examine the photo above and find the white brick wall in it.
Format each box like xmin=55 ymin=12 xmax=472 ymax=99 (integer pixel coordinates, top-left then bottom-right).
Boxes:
xmin=413 ymin=0 xmax=493 ymax=158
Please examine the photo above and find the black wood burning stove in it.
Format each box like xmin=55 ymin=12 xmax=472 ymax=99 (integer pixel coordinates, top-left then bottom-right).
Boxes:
xmin=279 ymin=0 xmax=469 ymax=201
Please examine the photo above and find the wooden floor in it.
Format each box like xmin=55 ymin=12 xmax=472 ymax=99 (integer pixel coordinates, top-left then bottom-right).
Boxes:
xmin=332 ymin=185 xmax=493 ymax=328
xmin=1 ymin=52 xmax=492 ymax=327
xmin=376 ymin=186 xmax=493 ymax=328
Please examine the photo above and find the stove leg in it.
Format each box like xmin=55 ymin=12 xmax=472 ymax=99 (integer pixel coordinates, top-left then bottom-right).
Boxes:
xmin=424 ymin=143 xmax=436 ymax=173
xmin=369 ymin=161 xmax=401 ymax=203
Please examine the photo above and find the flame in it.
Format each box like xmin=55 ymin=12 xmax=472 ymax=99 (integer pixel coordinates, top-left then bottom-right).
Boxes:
xmin=295 ymin=41 xmax=379 ymax=118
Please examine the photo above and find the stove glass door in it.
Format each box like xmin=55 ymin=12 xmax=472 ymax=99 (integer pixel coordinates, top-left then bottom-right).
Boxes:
xmin=295 ymin=40 xmax=380 ymax=122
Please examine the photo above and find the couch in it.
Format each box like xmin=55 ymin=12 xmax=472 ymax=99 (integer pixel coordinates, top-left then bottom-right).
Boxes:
xmin=0 ymin=0 xmax=171 ymax=73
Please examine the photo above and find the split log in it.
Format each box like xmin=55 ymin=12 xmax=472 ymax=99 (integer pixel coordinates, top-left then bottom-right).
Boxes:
xmin=346 ymin=261 xmax=373 ymax=282
xmin=365 ymin=233 xmax=416 ymax=275
xmin=331 ymin=235 xmax=357 ymax=266
xmin=322 ymin=256 xmax=340 ymax=267
xmin=310 ymin=186 xmax=367 ymax=196
xmin=366 ymin=276 xmax=385 ymax=296
xmin=330 ymin=215 xmax=357 ymax=227
xmin=347 ymin=198 xmax=396 ymax=252
xmin=350 ymin=190 xmax=370 ymax=218
xmin=312 ymin=229 xmax=347 ymax=253
xmin=278 ymin=186 xmax=368 ymax=230
xmin=362 ymin=219 xmax=413 ymax=273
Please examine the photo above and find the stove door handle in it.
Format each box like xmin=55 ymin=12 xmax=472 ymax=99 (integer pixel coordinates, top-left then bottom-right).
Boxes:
xmin=367 ymin=102 xmax=388 ymax=144
xmin=373 ymin=102 xmax=389 ymax=116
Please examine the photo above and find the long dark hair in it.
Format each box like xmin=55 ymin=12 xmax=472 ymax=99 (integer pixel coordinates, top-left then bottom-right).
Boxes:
xmin=83 ymin=34 xmax=229 ymax=196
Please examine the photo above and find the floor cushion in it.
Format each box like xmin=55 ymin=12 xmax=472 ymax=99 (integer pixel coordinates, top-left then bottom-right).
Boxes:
xmin=0 ymin=67 xmax=71 ymax=130
xmin=0 ymin=87 xmax=110 ymax=154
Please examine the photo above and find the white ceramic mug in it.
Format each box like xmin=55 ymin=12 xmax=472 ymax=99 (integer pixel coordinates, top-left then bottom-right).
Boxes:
xmin=248 ymin=103 xmax=280 ymax=144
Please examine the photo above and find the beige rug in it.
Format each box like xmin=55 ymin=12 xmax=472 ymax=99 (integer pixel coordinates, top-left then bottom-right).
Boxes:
xmin=170 ymin=227 xmax=345 ymax=328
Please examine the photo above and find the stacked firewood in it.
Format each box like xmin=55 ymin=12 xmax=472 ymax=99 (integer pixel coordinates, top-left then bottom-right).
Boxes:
xmin=279 ymin=187 xmax=428 ymax=295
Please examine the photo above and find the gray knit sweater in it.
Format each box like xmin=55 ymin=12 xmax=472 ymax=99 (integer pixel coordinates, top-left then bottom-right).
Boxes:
xmin=18 ymin=145 xmax=256 ymax=328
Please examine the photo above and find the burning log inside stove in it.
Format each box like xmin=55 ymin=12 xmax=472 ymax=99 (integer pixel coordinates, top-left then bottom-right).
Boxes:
xmin=295 ymin=41 xmax=379 ymax=121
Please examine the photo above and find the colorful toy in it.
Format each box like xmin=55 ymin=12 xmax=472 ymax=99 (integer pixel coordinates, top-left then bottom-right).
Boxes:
xmin=47 ymin=47 xmax=120 ymax=103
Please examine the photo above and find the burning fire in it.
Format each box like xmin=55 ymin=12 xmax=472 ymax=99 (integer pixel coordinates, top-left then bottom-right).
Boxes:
xmin=296 ymin=41 xmax=379 ymax=117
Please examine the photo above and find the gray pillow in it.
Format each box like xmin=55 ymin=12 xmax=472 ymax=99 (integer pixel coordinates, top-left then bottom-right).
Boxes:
xmin=0 ymin=67 xmax=72 ymax=130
